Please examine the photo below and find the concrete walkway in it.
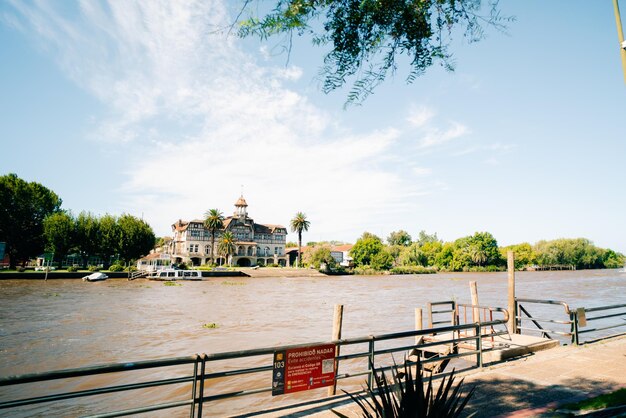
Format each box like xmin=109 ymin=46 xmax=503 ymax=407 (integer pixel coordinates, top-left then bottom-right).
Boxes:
xmin=252 ymin=335 xmax=626 ymax=418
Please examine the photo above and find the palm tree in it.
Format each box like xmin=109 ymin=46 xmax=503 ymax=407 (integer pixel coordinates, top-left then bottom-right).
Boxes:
xmin=218 ymin=231 xmax=236 ymax=266
xmin=290 ymin=212 xmax=310 ymax=268
xmin=204 ymin=209 xmax=224 ymax=265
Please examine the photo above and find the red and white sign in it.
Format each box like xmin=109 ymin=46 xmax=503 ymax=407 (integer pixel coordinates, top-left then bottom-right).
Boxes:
xmin=272 ymin=343 xmax=336 ymax=396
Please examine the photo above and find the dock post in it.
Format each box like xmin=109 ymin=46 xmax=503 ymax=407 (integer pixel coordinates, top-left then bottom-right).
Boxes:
xmin=328 ymin=304 xmax=343 ymax=396
xmin=470 ymin=281 xmax=480 ymax=322
xmin=415 ymin=308 xmax=423 ymax=345
xmin=507 ymin=251 xmax=517 ymax=334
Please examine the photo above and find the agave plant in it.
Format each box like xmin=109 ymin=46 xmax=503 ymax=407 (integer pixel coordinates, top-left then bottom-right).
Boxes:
xmin=333 ymin=357 xmax=475 ymax=418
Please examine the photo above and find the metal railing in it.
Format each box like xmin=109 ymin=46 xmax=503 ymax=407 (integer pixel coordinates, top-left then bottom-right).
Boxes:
xmin=0 ymin=311 xmax=509 ymax=417
xmin=571 ymin=303 xmax=626 ymax=345
xmin=515 ymin=298 xmax=573 ymax=340
xmin=515 ymin=298 xmax=626 ymax=344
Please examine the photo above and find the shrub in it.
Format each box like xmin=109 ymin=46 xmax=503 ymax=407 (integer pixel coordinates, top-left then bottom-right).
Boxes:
xmin=109 ymin=264 xmax=124 ymax=272
xmin=66 ymin=265 xmax=78 ymax=272
xmin=124 ymin=265 xmax=137 ymax=272
xmin=390 ymin=266 xmax=437 ymax=275
xmin=16 ymin=266 xmax=25 ymax=272
xmin=353 ymin=265 xmax=381 ymax=275
xmin=333 ymin=359 xmax=474 ymax=418
xmin=88 ymin=265 xmax=100 ymax=272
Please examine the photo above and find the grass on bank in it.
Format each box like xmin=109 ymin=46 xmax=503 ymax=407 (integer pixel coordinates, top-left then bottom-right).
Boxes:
xmin=560 ymin=388 xmax=626 ymax=412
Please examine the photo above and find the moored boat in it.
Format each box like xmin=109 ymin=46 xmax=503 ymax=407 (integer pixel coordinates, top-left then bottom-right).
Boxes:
xmin=149 ymin=269 xmax=204 ymax=281
xmin=82 ymin=272 xmax=108 ymax=282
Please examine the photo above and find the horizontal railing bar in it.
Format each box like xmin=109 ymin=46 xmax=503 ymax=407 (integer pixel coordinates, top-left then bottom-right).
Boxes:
xmin=432 ymin=320 xmax=452 ymax=325
xmin=516 ymin=326 xmax=572 ymax=336
xmin=203 ymin=365 xmax=272 ymax=380
xmin=429 ymin=301 xmax=455 ymax=306
xmin=336 ymin=371 xmax=370 ymax=380
xmin=201 ymin=386 xmax=271 ymax=402
xmin=336 ymin=352 xmax=369 ymax=361
xmin=0 ymin=356 xmax=198 ymax=387
xmin=0 ymin=375 xmax=194 ymax=409
xmin=584 ymin=304 xmax=626 ymax=313
xmin=516 ymin=299 xmax=571 ymax=314
xmin=430 ymin=309 xmax=455 ymax=314
xmin=515 ymin=316 xmax=572 ymax=325
xmin=578 ymin=323 xmax=626 ymax=334
xmin=84 ymin=399 xmax=193 ymax=418
xmin=585 ymin=312 xmax=626 ymax=322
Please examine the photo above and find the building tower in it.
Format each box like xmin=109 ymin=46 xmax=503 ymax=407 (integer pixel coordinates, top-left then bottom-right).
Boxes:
xmin=234 ymin=195 xmax=248 ymax=220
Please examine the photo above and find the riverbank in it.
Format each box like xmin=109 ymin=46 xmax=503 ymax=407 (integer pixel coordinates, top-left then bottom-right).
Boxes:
xmin=0 ymin=267 xmax=329 ymax=280
xmin=0 ymin=270 xmax=249 ymax=279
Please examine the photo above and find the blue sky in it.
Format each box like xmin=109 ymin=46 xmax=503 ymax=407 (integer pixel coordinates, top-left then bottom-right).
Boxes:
xmin=1 ymin=1 xmax=625 ymax=253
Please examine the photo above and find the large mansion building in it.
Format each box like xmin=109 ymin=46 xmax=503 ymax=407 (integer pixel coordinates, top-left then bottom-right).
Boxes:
xmin=162 ymin=196 xmax=288 ymax=267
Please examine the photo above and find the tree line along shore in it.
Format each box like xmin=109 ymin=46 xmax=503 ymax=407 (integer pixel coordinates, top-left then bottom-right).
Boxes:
xmin=1 ymin=173 xmax=623 ymax=274
xmin=299 ymin=231 xmax=624 ymax=275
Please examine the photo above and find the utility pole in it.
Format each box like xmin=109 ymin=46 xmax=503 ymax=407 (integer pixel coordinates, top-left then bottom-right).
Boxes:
xmin=614 ymin=0 xmax=626 ymax=83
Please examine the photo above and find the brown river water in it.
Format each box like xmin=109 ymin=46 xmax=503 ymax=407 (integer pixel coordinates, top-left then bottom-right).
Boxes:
xmin=1 ymin=269 xmax=624 ymax=416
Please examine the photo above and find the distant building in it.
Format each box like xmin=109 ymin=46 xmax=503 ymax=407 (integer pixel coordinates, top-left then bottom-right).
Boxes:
xmin=160 ymin=196 xmax=288 ymax=267
xmin=330 ymin=244 xmax=353 ymax=267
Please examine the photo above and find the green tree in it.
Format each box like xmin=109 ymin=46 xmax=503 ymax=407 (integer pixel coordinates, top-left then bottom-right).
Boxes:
xmin=98 ymin=214 xmax=119 ymax=268
xmin=371 ymin=249 xmax=394 ymax=271
xmin=117 ymin=214 xmax=156 ymax=264
xmin=449 ymin=232 xmax=501 ymax=271
xmin=76 ymin=212 xmax=100 ymax=265
xmin=421 ymin=240 xmax=443 ymax=267
xmin=0 ymin=173 xmax=62 ymax=268
xmin=350 ymin=232 xmax=383 ymax=267
xmin=399 ymin=243 xmax=427 ymax=267
xmin=416 ymin=230 xmax=440 ymax=246
xmin=387 ymin=230 xmax=412 ymax=246
xmin=290 ymin=212 xmax=310 ymax=268
xmin=306 ymin=245 xmax=338 ymax=270
xmin=434 ymin=242 xmax=454 ymax=270
xmin=602 ymin=249 xmax=625 ymax=269
xmin=218 ymin=231 xmax=237 ymax=266
xmin=204 ymin=208 xmax=224 ymax=265
xmin=43 ymin=211 xmax=76 ymax=264
xmin=500 ymin=242 xmax=536 ymax=270
xmin=238 ymin=1 xmax=511 ymax=105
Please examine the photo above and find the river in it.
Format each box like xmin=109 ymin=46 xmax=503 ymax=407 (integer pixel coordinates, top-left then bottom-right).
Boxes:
xmin=0 ymin=269 xmax=624 ymax=416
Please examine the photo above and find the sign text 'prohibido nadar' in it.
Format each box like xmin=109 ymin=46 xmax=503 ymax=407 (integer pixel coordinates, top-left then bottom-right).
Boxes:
xmin=271 ymin=343 xmax=336 ymax=396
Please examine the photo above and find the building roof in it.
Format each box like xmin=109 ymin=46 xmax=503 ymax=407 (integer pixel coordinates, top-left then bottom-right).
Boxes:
xmin=173 ymin=219 xmax=189 ymax=231
xmin=235 ymin=196 xmax=248 ymax=207
xmin=254 ymin=223 xmax=286 ymax=234
xmin=139 ymin=252 xmax=171 ymax=261
xmin=332 ymin=244 xmax=353 ymax=252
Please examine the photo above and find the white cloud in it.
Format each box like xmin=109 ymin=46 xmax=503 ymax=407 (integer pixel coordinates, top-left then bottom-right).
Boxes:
xmin=417 ymin=122 xmax=469 ymax=149
xmin=407 ymin=105 xmax=435 ymax=128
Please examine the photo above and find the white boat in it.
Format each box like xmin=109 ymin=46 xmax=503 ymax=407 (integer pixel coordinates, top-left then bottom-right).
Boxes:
xmin=82 ymin=272 xmax=108 ymax=282
xmin=150 ymin=269 xmax=203 ymax=281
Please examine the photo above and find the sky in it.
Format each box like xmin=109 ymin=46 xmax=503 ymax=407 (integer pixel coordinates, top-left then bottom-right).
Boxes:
xmin=1 ymin=1 xmax=625 ymax=253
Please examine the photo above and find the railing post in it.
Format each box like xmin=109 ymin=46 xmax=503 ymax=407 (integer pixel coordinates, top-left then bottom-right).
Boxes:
xmin=328 ymin=304 xmax=343 ymax=396
xmin=190 ymin=355 xmax=199 ymax=418
xmin=570 ymin=311 xmax=580 ymax=346
xmin=476 ymin=323 xmax=483 ymax=368
xmin=516 ymin=300 xmax=521 ymax=334
xmin=367 ymin=338 xmax=375 ymax=389
xmin=196 ymin=354 xmax=207 ymax=418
